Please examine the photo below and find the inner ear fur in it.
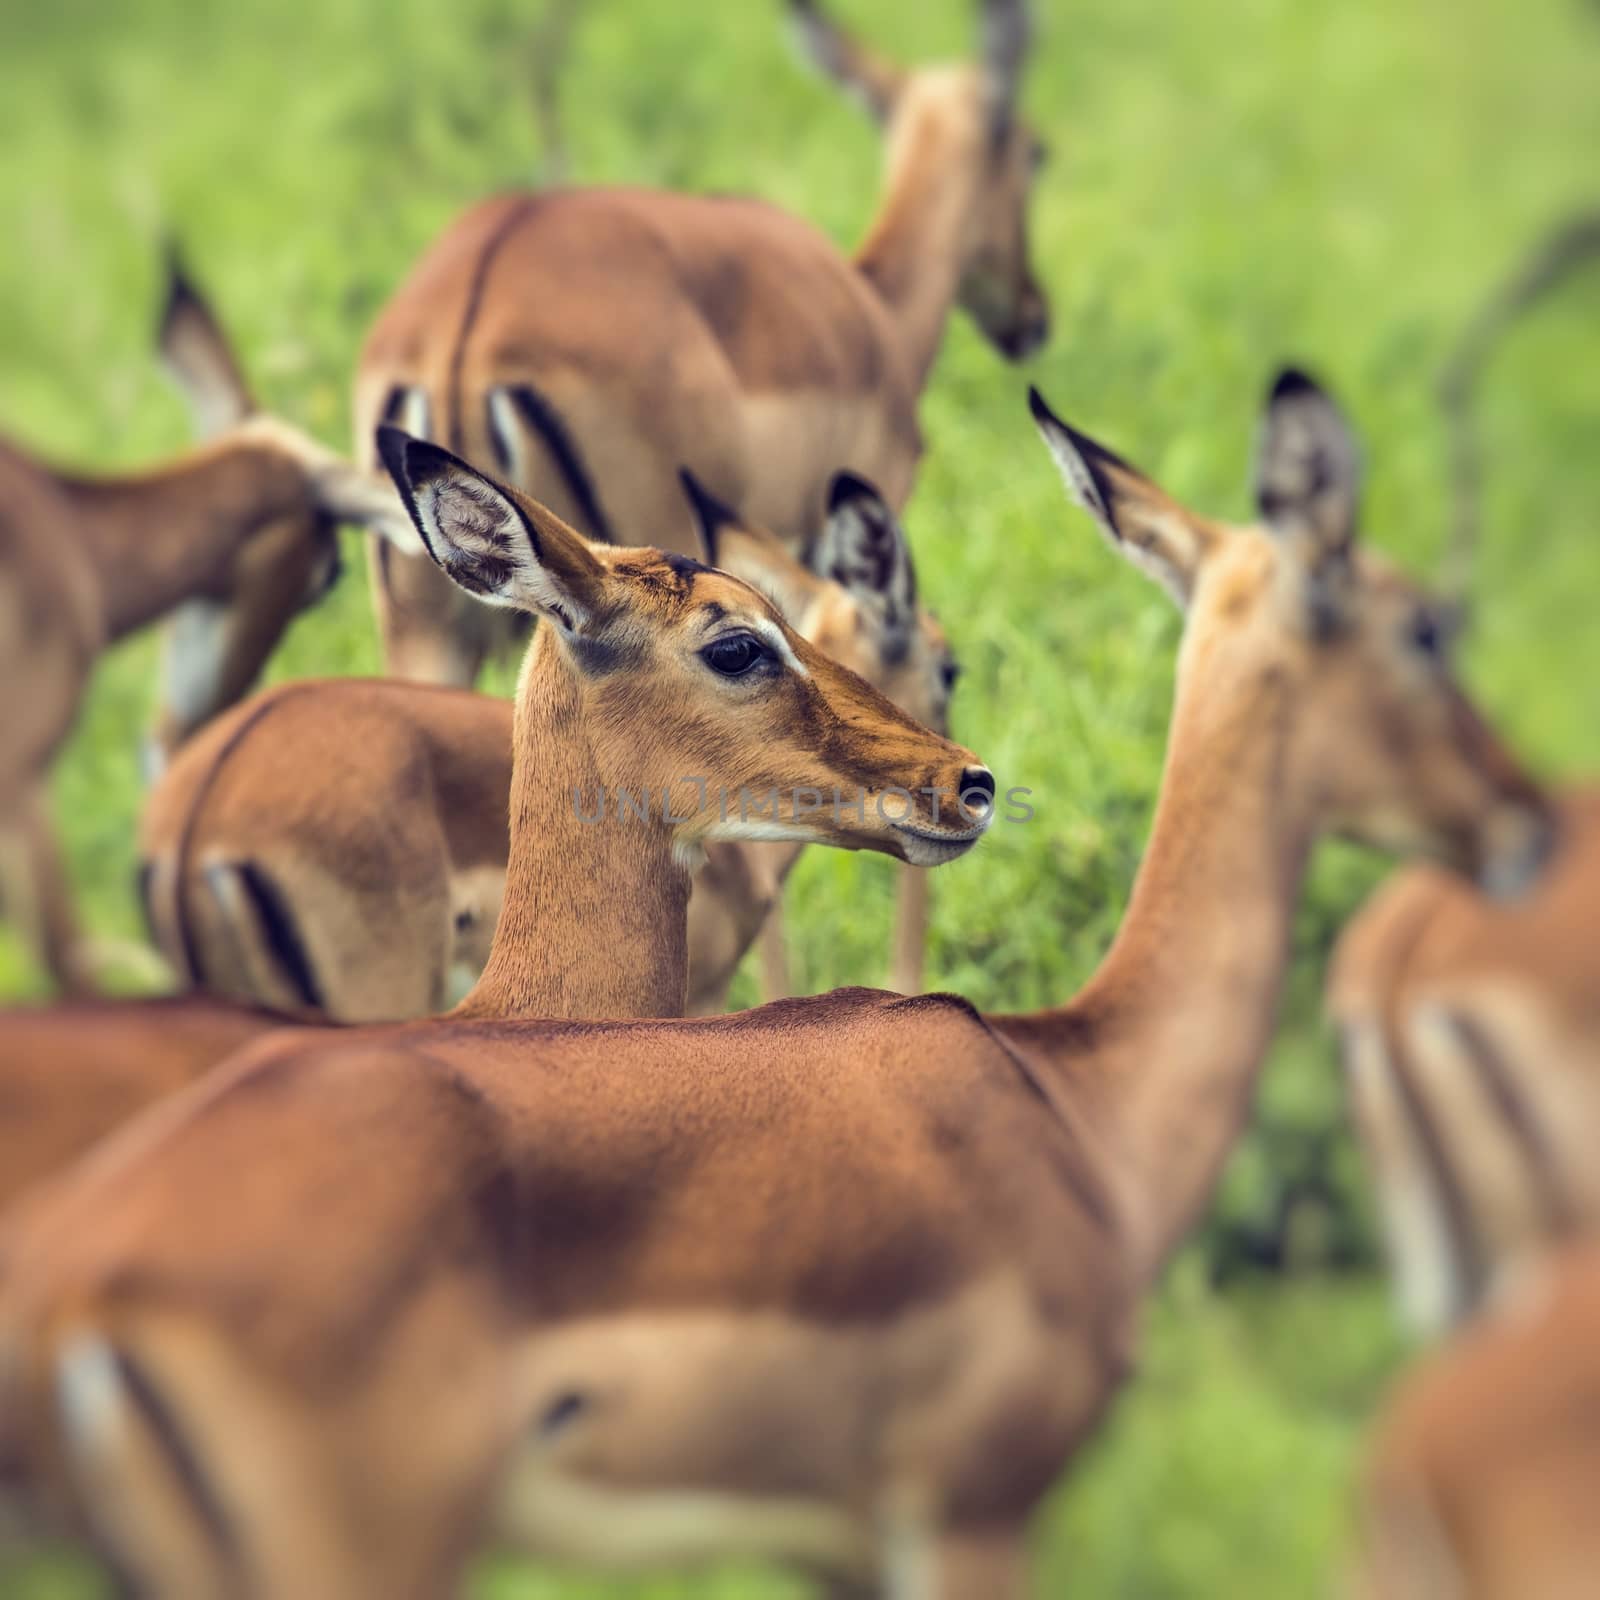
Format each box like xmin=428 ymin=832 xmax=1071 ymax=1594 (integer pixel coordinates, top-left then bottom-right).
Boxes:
xmin=376 ymin=427 xmax=604 ymax=628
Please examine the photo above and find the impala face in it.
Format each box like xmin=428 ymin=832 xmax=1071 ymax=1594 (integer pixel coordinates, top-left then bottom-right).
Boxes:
xmin=791 ymin=0 xmax=1049 ymax=363
xmin=1030 ymin=372 xmax=1554 ymax=896
xmin=958 ymin=104 xmax=1050 ymax=361
xmin=1284 ymin=555 xmax=1553 ymax=896
xmin=380 ymin=431 xmax=993 ymax=869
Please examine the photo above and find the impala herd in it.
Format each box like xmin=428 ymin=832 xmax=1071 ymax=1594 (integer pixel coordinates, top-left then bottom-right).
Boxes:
xmin=0 ymin=2 xmax=1591 ymax=1597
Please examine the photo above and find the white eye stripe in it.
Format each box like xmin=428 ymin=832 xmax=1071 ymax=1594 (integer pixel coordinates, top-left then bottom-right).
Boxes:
xmin=747 ymin=616 xmax=808 ymax=679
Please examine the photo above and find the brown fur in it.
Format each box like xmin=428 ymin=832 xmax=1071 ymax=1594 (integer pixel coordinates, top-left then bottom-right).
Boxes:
xmin=0 ymin=379 xmax=1547 ymax=1596
xmin=1355 ymin=1245 xmax=1600 ymax=1600
xmin=1329 ymin=786 xmax=1597 ymax=1335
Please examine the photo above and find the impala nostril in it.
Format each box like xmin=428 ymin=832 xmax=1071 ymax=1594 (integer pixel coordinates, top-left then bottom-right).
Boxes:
xmin=959 ymin=767 xmax=996 ymax=819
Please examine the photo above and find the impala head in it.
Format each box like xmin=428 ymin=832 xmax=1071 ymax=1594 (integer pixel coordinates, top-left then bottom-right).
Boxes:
xmin=1030 ymin=373 xmax=1555 ymax=895
xmin=680 ymin=467 xmax=961 ymax=736
xmin=379 ymin=430 xmax=993 ymax=866
xmin=790 ymin=0 xmax=1049 ymax=360
xmin=145 ymin=258 xmax=422 ymax=770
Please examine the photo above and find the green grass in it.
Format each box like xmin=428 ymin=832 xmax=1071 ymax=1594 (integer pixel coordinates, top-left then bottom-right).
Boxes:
xmin=2 ymin=0 xmax=1598 ymax=1592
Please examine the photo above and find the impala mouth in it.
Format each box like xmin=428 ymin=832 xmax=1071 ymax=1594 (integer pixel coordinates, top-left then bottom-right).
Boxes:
xmin=893 ymin=821 xmax=988 ymax=866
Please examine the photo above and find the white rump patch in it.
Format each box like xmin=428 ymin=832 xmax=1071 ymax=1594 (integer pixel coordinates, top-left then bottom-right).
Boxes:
xmin=57 ymin=1333 xmax=124 ymax=1465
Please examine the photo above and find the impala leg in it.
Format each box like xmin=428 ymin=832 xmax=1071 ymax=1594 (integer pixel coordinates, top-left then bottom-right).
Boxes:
xmin=886 ymin=1525 xmax=1028 ymax=1600
xmin=758 ymin=890 xmax=792 ymax=1002
xmin=887 ymin=866 xmax=928 ymax=995
xmin=0 ymin=790 xmax=93 ymax=996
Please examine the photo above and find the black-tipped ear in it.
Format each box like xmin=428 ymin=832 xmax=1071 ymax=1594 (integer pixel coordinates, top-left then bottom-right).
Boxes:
xmin=814 ymin=470 xmax=917 ymax=656
xmin=376 ymin=426 xmax=604 ymax=629
xmin=677 ymin=468 xmax=742 ymax=567
xmin=827 ymin=469 xmax=880 ymax=515
xmin=1029 ymin=387 xmax=1210 ymax=608
xmin=1027 ymin=387 xmax=1132 ymax=540
xmin=1255 ymin=366 xmax=1360 ymax=557
xmin=980 ymin=0 xmax=1032 ymax=138
xmin=156 ymin=241 xmax=255 ymax=438
xmin=787 ymin=0 xmax=904 ymax=121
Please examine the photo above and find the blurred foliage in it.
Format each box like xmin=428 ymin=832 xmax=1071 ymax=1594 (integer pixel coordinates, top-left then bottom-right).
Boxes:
xmin=0 ymin=0 xmax=1597 ymax=1592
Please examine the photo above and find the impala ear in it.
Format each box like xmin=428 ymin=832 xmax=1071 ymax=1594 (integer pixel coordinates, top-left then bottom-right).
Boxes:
xmin=787 ymin=0 xmax=905 ymax=122
xmin=1029 ymin=387 xmax=1209 ymax=608
xmin=815 ymin=472 xmax=917 ymax=659
xmin=677 ymin=468 xmax=743 ymax=568
xmin=376 ymin=427 xmax=605 ymax=633
xmin=1255 ymin=367 xmax=1360 ymax=556
xmin=157 ymin=244 xmax=256 ymax=439
xmin=979 ymin=0 xmax=1032 ymax=141
xmin=1255 ymin=368 xmax=1361 ymax=632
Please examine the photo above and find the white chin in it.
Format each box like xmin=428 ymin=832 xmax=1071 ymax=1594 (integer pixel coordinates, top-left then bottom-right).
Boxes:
xmin=897 ymin=832 xmax=980 ymax=868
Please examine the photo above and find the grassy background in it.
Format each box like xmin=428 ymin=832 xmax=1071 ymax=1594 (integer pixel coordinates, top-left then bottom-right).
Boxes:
xmin=2 ymin=0 xmax=1598 ymax=1592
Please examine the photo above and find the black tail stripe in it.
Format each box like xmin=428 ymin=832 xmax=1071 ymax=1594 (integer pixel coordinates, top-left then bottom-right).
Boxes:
xmin=170 ymin=683 xmax=324 ymax=992
xmin=1449 ymin=1011 xmax=1578 ymax=1234
xmin=503 ymin=383 xmax=616 ymax=544
xmin=135 ymin=862 xmax=157 ymax=947
xmin=446 ymin=197 xmax=540 ymax=456
xmin=111 ymin=1347 xmax=244 ymax=1579
xmin=233 ymin=861 xmax=324 ymax=1013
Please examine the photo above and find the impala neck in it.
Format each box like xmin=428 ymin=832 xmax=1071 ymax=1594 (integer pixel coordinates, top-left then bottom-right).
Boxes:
xmin=49 ymin=440 xmax=308 ymax=639
xmin=853 ymin=78 xmax=987 ymax=391
xmin=1000 ymin=636 xmax=1316 ymax=1283
xmin=455 ymin=628 xmax=693 ymax=1021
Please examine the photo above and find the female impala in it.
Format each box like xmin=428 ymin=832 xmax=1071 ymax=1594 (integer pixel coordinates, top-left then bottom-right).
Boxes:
xmin=0 ymin=375 xmax=1548 ymax=1599
xmin=1328 ymin=786 xmax=1597 ymax=1336
xmin=137 ymin=470 xmax=957 ymax=1021
xmin=1323 ymin=214 xmax=1599 ymax=1340
xmin=0 ymin=261 xmax=419 ymax=994
xmin=356 ymin=0 xmax=1045 ymax=684
xmin=1356 ymin=1243 xmax=1600 ymax=1600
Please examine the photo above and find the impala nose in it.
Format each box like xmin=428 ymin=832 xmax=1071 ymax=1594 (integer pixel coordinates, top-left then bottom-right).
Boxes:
xmin=959 ymin=767 xmax=996 ymax=822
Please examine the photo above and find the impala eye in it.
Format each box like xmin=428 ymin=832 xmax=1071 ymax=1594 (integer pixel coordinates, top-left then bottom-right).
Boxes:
xmin=1408 ymin=610 xmax=1444 ymax=660
xmin=940 ymin=658 xmax=962 ymax=694
xmin=702 ymin=633 xmax=768 ymax=677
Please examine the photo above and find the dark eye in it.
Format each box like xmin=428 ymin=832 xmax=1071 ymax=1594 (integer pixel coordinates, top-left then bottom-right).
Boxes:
xmin=702 ymin=633 xmax=767 ymax=677
xmin=1029 ymin=140 xmax=1049 ymax=174
xmin=940 ymin=658 xmax=962 ymax=694
xmin=1409 ymin=610 xmax=1444 ymax=659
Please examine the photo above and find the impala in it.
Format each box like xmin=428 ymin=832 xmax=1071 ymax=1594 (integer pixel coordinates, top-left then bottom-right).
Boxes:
xmin=356 ymin=0 xmax=1043 ymax=682
xmin=138 ymin=467 xmax=955 ymax=1021
xmin=0 ymin=259 xmax=419 ymax=993
xmin=0 ymin=375 xmax=1548 ymax=1599
xmin=1322 ymin=210 xmax=1600 ymax=1339
xmin=1355 ymin=1243 xmax=1600 ymax=1600
xmin=355 ymin=0 xmax=1043 ymax=994
xmin=1327 ymin=786 xmax=1594 ymax=1336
